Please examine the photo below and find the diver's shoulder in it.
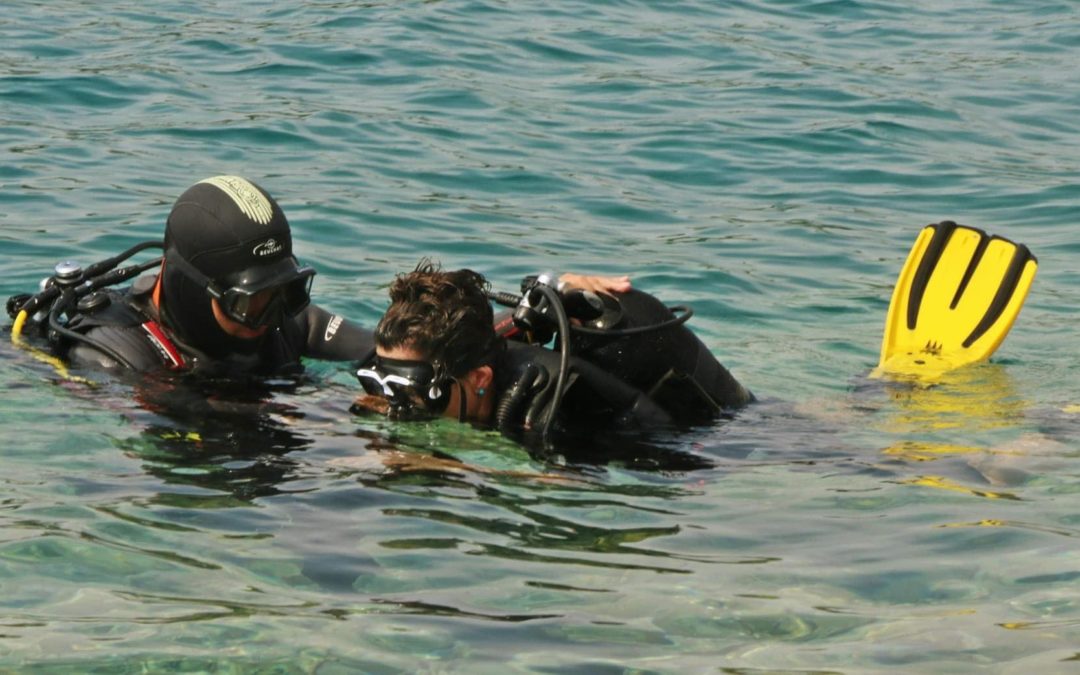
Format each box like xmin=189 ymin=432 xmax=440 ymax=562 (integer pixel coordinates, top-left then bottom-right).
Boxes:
xmin=66 ymin=281 xmax=183 ymax=372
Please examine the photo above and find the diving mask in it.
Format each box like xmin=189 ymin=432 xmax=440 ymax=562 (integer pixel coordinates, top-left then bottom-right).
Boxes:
xmin=355 ymin=356 xmax=453 ymax=418
xmin=167 ymin=248 xmax=315 ymax=328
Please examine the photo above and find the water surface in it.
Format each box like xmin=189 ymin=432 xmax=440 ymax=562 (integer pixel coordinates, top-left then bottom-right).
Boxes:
xmin=1 ymin=0 xmax=1078 ymax=671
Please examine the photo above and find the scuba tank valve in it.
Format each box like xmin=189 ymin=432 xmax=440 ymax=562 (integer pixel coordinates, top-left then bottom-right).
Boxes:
xmin=8 ymin=241 xmax=164 ymax=371
xmin=53 ymin=260 xmax=84 ymax=286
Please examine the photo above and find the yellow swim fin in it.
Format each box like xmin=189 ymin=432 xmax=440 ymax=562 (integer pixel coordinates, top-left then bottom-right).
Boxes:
xmin=876 ymin=221 xmax=1037 ymax=378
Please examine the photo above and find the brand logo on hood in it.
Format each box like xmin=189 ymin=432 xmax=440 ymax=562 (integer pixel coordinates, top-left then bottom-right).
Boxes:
xmin=253 ymin=238 xmax=284 ymax=257
xmin=325 ymin=315 xmax=344 ymax=342
xmin=199 ymin=175 xmax=275 ymax=225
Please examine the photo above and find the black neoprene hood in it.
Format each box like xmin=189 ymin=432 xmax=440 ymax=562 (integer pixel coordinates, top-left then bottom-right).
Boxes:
xmin=158 ymin=175 xmax=309 ymax=355
xmin=164 ymin=175 xmax=296 ymax=287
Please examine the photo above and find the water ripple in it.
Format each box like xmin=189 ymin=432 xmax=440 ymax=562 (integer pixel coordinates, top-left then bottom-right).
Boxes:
xmin=2 ymin=0 xmax=1080 ymax=669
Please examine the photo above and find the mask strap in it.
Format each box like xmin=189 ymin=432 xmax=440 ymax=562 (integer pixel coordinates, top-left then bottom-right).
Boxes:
xmin=165 ymin=248 xmax=220 ymax=298
xmin=456 ymin=380 xmax=468 ymax=422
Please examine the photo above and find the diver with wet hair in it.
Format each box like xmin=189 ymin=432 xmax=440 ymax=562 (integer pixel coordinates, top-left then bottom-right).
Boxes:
xmin=353 ymin=261 xmax=753 ymax=448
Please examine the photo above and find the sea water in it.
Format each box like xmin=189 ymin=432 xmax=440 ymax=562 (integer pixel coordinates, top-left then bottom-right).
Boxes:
xmin=1 ymin=0 xmax=1078 ymax=671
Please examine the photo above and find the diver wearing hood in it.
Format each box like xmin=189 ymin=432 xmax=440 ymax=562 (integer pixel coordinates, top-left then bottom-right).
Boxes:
xmin=63 ymin=176 xmax=374 ymax=376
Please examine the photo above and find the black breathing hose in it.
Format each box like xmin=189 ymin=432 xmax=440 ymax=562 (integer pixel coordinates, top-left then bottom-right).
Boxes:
xmin=82 ymin=240 xmax=164 ymax=279
xmin=486 ymin=289 xmax=693 ymax=338
xmin=485 ymin=281 xmax=695 ymax=445
xmin=495 ymin=363 xmax=539 ymax=434
xmin=487 ymin=290 xmax=522 ymax=308
xmin=533 ymin=284 xmax=570 ymax=445
xmin=15 ymin=241 xmax=163 ymax=318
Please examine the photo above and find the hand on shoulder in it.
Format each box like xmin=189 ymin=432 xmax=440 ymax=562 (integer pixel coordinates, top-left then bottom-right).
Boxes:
xmin=558 ymin=273 xmax=631 ymax=296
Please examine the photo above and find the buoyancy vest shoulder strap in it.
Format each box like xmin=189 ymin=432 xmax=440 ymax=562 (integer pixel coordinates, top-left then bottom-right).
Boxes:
xmin=65 ymin=287 xmax=188 ymax=371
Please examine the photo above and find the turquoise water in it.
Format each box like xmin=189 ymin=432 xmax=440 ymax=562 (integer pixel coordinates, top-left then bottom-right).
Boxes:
xmin=2 ymin=0 xmax=1079 ymax=670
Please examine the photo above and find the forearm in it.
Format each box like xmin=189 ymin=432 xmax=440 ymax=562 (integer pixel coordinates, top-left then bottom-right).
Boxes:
xmin=299 ymin=305 xmax=376 ymax=362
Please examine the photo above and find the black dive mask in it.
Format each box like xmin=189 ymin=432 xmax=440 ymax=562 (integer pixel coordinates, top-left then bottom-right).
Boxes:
xmin=167 ymin=248 xmax=315 ymax=329
xmin=355 ymin=356 xmax=454 ymax=419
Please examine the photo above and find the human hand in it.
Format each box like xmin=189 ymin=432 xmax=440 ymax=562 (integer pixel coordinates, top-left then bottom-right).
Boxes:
xmin=557 ymin=273 xmax=631 ymax=295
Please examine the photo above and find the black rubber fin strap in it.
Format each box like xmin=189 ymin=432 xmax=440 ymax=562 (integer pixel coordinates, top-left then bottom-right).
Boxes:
xmin=962 ymin=239 xmax=1035 ymax=348
xmin=906 ymin=221 xmax=957 ymax=331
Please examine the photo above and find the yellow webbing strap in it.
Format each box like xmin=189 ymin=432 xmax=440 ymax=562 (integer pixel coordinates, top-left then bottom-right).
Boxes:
xmin=11 ymin=310 xmax=93 ymax=385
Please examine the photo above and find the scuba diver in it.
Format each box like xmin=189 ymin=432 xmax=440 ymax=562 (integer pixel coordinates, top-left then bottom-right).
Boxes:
xmin=7 ymin=176 xmax=372 ymax=377
xmin=351 ymin=220 xmax=1039 ymax=457
xmin=353 ymin=261 xmax=754 ymax=449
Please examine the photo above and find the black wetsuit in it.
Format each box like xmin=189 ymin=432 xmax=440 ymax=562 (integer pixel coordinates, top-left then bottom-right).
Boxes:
xmin=65 ymin=275 xmax=374 ymax=376
xmin=569 ymin=289 xmax=754 ymax=423
xmin=490 ymin=289 xmax=753 ymax=442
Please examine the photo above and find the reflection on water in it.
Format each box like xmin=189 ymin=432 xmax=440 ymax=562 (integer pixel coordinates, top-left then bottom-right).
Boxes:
xmin=845 ymin=363 xmax=1059 ymax=500
xmin=874 ymin=364 xmax=1031 ymax=434
xmin=95 ymin=370 xmax=747 ymax=589
xmin=2 ymin=295 xmax=1077 ymax=671
xmin=117 ymin=421 xmax=312 ymax=505
xmin=111 ymin=374 xmax=317 ymax=504
xmin=1 ymin=336 xmax=1078 ymax=669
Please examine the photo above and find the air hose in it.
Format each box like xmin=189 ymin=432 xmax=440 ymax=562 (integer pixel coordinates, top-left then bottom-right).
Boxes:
xmin=8 ymin=240 xmax=164 ymax=378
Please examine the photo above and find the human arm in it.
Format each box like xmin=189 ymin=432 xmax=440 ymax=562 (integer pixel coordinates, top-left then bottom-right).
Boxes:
xmin=296 ymin=304 xmax=376 ymax=362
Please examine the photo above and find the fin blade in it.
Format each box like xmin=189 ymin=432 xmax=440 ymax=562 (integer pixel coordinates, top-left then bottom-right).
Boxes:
xmin=877 ymin=222 xmax=1037 ymax=377
xmin=879 ymin=225 xmax=936 ymax=363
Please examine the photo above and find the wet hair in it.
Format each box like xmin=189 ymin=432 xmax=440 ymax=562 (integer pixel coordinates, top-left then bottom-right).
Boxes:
xmin=375 ymin=260 xmax=498 ymax=378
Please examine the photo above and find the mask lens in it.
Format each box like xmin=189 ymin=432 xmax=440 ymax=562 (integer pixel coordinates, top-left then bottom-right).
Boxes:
xmin=357 ymin=371 xmax=385 ymax=397
xmin=281 ymin=273 xmax=314 ymax=315
xmin=355 ymin=358 xmax=452 ymax=416
xmin=216 ymin=268 xmax=315 ymax=328
xmin=356 ymin=368 xmax=414 ymax=399
xmin=229 ymin=291 xmax=254 ymax=321
xmin=219 ymin=287 xmax=274 ymax=328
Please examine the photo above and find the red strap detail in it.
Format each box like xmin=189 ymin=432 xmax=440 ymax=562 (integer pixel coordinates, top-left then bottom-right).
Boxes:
xmin=494 ymin=315 xmax=519 ymax=339
xmin=141 ymin=321 xmax=187 ymax=370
